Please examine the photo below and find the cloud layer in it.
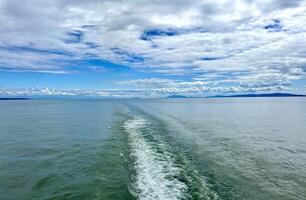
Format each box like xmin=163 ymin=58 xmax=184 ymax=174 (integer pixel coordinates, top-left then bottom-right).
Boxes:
xmin=0 ymin=0 xmax=306 ymax=96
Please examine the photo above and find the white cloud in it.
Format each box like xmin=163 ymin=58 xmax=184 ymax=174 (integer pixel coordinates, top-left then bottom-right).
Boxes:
xmin=0 ymin=0 xmax=306 ymax=94
xmin=0 ymin=84 xmax=292 ymax=98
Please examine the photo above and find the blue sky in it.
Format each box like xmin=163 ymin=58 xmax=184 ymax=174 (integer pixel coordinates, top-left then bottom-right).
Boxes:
xmin=0 ymin=0 xmax=306 ymax=97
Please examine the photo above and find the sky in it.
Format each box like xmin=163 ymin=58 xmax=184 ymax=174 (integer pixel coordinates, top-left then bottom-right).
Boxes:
xmin=0 ymin=0 xmax=306 ymax=98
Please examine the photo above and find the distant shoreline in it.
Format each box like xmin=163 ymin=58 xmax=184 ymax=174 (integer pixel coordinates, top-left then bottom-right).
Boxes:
xmin=167 ymin=93 xmax=306 ymax=99
xmin=209 ymin=93 xmax=306 ymax=98
xmin=0 ymin=98 xmax=30 ymax=101
xmin=1 ymin=93 xmax=306 ymax=100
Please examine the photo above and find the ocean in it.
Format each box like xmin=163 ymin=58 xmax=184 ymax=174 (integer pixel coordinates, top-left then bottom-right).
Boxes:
xmin=0 ymin=98 xmax=306 ymax=200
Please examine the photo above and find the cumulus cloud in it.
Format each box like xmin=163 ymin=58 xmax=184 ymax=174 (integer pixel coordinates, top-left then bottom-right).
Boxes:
xmin=0 ymin=84 xmax=290 ymax=98
xmin=0 ymin=0 xmax=306 ymax=95
xmin=88 ymin=77 xmax=293 ymax=97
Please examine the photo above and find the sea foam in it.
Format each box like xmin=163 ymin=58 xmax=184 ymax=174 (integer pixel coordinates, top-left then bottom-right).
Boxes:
xmin=124 ymin=118 xmax=187 ymax=200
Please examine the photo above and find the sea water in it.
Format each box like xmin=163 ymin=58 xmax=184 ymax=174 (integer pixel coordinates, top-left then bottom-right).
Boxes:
xmin=0 ymin=98 xmax=305 ymax=200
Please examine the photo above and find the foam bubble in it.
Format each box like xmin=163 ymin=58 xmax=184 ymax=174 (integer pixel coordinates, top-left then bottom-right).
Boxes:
xmin=124 ymin=118 xmax=187 ymax=200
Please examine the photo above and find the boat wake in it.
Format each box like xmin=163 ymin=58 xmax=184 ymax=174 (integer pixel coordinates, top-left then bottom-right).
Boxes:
xmin=123 ymin=117 xmax=219 ymax=200
xmin=124 ymin=118 xmax=187 ymax=200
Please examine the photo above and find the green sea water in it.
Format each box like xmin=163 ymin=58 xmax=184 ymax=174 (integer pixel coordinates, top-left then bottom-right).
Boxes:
xmin=0 ymin=98 xmax=306 ymax=200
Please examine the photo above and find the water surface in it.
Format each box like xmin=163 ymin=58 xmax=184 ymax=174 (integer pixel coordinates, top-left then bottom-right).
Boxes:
xmin=0 ymin=98 xmax=305 ymax=199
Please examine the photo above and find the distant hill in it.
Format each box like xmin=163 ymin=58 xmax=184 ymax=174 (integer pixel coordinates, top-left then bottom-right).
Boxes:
xmin=166 ymin=93 xmax=306 ymax=99
xmin=209 ymin=93 xmax=306 ymax=98
xmin=0 ymin=98 xmax=30 ymax=100
xmin=166 ymin=95 xmax=190 ymax=98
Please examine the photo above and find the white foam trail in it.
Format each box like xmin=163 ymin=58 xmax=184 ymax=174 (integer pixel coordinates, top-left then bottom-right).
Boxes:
xmin=124 ymin=118 xmax=187 ymax=200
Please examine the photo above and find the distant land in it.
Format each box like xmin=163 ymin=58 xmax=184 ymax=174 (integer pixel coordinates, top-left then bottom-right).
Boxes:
xmin=0 ymin=98 xmax=30 ymax=100
xmin=210 ymin=93 xmax=306 ymax=98
xmin=166 ymin=95 xmax=191 ymax=98
xmin=167 ymin=93 xmax=306 ymax=99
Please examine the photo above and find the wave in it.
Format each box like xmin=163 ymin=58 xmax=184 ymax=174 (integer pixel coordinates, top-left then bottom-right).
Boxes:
xmin=124 ymin=118 xmax=187 ymax=200
xmin=123 ymin=116 xmax=219 ymax=200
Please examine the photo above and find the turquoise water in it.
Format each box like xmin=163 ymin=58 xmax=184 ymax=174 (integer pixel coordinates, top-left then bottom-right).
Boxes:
xmin=0 ymin=98 xmax=306 ymax=200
